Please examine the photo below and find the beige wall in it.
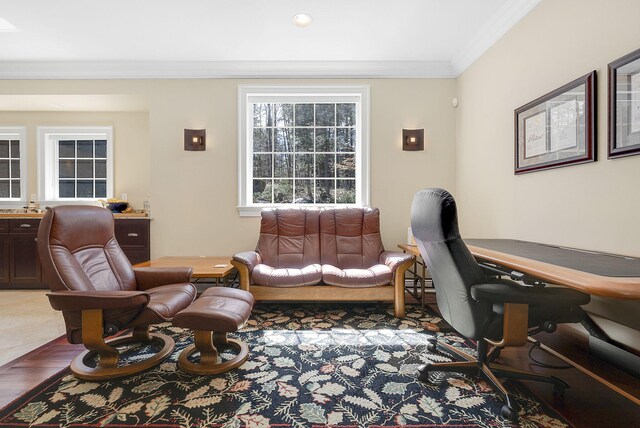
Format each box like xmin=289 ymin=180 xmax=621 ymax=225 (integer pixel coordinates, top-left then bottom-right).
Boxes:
xmin=0 ymin=78 xmax=456 ymax=257
xmin=455 ymin=0 xmax=640 ymax=257
xmin=0 ymin=110 xmax=150 ymax=208
xmin=145 ymin=79 xmax=456 ymax=257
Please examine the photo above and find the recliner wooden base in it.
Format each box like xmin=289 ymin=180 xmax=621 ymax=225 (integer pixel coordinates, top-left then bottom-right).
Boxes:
xmin=70 ymin=309 xmax=174 ymax=381
xmin=178 ymin=330 xmax=249 ymax=375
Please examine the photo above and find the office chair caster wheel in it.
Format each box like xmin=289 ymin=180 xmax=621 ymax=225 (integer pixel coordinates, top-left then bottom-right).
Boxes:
xmin=416 ymin=364 xmax=431 ymax=382
xmin=501 ymin=405 xmax=518 ymax=421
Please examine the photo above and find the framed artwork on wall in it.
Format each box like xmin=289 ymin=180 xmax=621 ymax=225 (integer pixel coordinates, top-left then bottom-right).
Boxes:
xmin=514 ymin=71 xmax=596 ymax=174
xmin=608 ymin=47 xmax=640 ymax=159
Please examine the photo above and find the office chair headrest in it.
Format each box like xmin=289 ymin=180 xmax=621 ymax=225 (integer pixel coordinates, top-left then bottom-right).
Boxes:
xmin=411 ymin=188 xmax=460 ymax=243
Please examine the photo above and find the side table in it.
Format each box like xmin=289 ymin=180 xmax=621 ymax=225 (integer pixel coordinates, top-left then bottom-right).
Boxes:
xmin=398 ymin=243 xmax=434 ymax=309
xmin=135 ymin=256 xmax=237 ymax=292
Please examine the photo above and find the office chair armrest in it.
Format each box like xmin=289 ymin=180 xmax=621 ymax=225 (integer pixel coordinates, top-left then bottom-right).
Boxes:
xmin=380 ymin=251 xmax=414 ymax=271
xmin=47 ymin=290 xmax=150 ymax=311
xmin=470 ymin=280 xmax=563 ymax=305
xmin=133 ymin=267 xmax=194 ymax=290
xmin=232 ymin=251 xmax=262 ymax=275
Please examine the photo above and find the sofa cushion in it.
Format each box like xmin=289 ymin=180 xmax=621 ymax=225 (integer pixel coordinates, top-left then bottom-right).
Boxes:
xmin=321 ymin=264 xmax=393 ymax=288
xmin=257 ymin=208 xmax=321 ymax=269
xmin=320 ymin=208 xmax=385 ymax=269
xmin=251 ymin=263 xmax=323 ymax=287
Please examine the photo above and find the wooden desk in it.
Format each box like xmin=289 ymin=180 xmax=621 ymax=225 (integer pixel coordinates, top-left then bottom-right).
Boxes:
xmin=465 ymin=239 xmax=640 ymax=300
xmin=135 ymin=256 xmax=235 ymax=286
xmin=465 ymin=239 xmax=640 ymax=405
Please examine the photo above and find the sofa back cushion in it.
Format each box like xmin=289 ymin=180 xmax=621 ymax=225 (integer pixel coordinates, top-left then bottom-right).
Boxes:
xmin=320 ymin=207 xmax=385 ymax=268
xmin=256 ymin=208 xmax=321 ymax=268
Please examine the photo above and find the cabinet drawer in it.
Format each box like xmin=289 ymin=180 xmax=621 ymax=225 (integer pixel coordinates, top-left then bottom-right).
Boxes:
xmin=0 ymin=220 xmax=8 ymax=234
xmin=115 ymin=220 xmax=149 ymax=248
xmin=10 ymin=219 xmax=40 ymax=233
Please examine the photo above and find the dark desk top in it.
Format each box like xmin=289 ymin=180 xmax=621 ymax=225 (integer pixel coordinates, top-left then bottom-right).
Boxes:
xmin=465 ymin=239 xmax=640 ymax=299
xmin=465 ymin=239 xmax=640 ymax=278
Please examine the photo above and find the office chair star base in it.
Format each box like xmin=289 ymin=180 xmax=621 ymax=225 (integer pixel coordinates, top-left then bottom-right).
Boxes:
xmin=418 ymin=338 xmax=568 ymax=421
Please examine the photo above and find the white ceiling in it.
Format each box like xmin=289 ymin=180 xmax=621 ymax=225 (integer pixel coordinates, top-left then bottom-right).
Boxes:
xmin=0 ymin=0 xmax=540 ymax=79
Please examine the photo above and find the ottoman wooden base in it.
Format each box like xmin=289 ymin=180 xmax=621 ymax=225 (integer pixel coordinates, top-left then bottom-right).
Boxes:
xmin=178 ymin=330 xmax=249 ymax=375
xmin=173 ymin=287 xmax=254 ymax=375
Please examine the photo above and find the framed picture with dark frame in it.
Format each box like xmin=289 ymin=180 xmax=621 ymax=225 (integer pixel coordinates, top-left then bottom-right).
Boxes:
xmin=514 ymin=71 xmax=596 ymax=174
xmin=608 ymin=47 xmax=640 ymax=159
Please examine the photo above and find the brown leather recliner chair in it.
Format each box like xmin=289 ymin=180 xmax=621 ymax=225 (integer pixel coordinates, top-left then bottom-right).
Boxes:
xmin=38 ymin=205 xmax=197 ymax=380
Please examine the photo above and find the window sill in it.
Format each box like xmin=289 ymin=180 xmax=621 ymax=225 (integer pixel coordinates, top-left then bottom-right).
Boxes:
xmin=40 ymin=200 xmax=103 ymax=208
xmin=237 ymin=204 xmax=364 ymax=217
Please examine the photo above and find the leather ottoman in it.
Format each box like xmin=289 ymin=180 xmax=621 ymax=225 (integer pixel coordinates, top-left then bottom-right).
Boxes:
xmin=173 ymin=287 xmax=254 ymax=375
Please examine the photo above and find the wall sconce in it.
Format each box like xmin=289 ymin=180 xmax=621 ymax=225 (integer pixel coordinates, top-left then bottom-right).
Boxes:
xmin=402 ymin=129 xmax=424 ymax=151
xmin=184 ymin=129 xmax=206 ymax=151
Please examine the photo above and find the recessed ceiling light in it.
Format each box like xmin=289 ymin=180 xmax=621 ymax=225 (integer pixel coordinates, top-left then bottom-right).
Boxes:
xmin=0 ymin=17 xmax=18 ymax=32
xmin=292 ymin=13 xmax=313 ymax=28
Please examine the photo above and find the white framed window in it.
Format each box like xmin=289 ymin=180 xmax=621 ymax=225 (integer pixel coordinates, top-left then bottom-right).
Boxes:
xmin=238 ymin=85 xmax=370 ymax=217
xmin=37 ymin=127 xmax=113 ymax=202
xmin=0 ymin=127 xmax=27 ymax=204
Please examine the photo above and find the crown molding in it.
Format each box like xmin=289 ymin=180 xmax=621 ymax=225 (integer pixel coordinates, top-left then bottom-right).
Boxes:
xmin=0 ymin=60 xmax=456 ymax=80
xmin=451 ymin=0 xmax=541 ymax=76
xmin=0 ymin=1 xmax=540 ymax=81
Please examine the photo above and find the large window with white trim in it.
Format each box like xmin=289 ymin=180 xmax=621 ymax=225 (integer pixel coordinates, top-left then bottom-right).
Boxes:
xmin=38 ymin=127 xmax=113 ymax=201
xmin=0 ymin=127 xmax=27 ymax=203
xmin=238 ymin=86 xmax=369 ymax=216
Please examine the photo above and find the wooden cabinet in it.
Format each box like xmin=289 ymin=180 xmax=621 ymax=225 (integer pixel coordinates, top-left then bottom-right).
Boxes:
xmin=0 ymin=219 xmax=41 ymax=289
xmin=9 ymin=219 xmax=41 ymax=284
xmin=114 ymin=219 xmax=151 ymax=265
xmin=0 ymin=217 xmax=151 ymax=289
xmin=0 ymin=223 xmax=9 ymax=284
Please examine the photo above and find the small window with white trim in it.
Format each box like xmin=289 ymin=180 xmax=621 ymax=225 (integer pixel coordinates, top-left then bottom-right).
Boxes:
xmin=38 ymin=127 xmax=113 ymax=201
xmin=238 ymin=86 xmax=370 ymax=216
xmin=0 ymin=127 xmax=27 ymax=203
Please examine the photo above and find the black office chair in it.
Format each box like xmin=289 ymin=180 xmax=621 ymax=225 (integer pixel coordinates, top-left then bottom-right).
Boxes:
xmin=410 ymin=188 xmax=590 ymax=420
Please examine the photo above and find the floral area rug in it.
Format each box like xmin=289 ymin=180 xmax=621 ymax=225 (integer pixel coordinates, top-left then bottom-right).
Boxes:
xmin=0 ymin=303 xmax=568 ymax=427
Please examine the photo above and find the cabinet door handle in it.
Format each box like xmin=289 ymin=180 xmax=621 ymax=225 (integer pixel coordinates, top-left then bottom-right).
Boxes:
xmin=127 ymin=233 xmax=139 ymax=237
xmin=20 ymin=224 xmax=32 ymax=228
xmin=34 ymin=238 xmax=38 ymax=242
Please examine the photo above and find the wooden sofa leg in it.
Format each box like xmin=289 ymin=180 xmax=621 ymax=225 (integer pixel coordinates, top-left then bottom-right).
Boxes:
xmin=394 ymin=260 xmax=414 ymax=318
xmin=231 ymin=260 xmax=251 ymax=292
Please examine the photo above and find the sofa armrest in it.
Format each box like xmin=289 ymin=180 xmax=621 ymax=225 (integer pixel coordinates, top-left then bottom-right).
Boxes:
xmin=231 ymin=251 xmax=262 ymax=291
xmin=380 ymin=251 xmax=415 ymax=271
xmin=133 ymin=267 xmax=194 ymax=290
xmin=232 ymin=251 xmax=262 ymax=275
xmin=47 ymin=290 xmax=150 ymax=311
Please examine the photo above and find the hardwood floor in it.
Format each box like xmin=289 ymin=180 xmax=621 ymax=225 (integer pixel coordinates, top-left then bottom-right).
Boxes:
xmin=0 ymin=299 xmax=638 ymax=426
xmin=500 ymin=326 xmax=640 ymax=426
xmin=0 ymin=290 xmax=66 ymax=366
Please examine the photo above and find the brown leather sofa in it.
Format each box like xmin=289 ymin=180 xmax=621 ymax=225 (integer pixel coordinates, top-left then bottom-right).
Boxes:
xmin=38 ymin=205 xmax=197 ymax=380
xmin=231 ymin=207 xmax=414 ymax=317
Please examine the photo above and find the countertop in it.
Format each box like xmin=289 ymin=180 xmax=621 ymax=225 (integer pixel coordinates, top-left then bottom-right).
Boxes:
xmin=0 ymin=212 xmax=149 ymax=219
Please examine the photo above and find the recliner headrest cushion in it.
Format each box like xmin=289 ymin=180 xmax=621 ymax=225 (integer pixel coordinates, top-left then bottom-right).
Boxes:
xmin=410 ymin=188 xmax=460 ymax=243
xmin=46 ymin=205 xmax=115 ymax=251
